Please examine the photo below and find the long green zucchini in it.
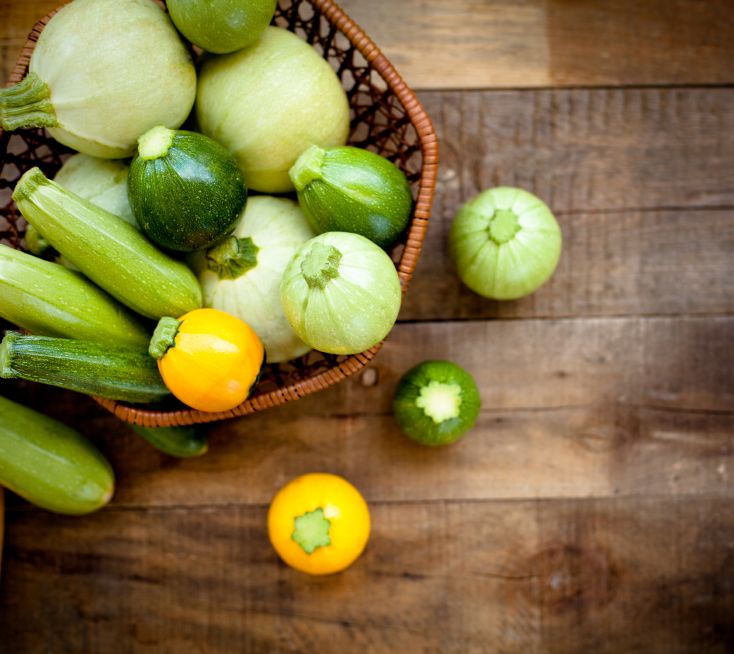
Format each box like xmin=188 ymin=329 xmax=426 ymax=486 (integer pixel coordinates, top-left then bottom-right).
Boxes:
xmin=131 ymin=424 xmax=209 ymax=458
xmin=12 ymin=167 xmax=202 ymax=319
xmin=0 ymin=394 xmax=114 ymax=515
xmin=0 ymin=332 xmax=170 ymax=404
xmin=0 ymin=244 xmax=149 ymax=347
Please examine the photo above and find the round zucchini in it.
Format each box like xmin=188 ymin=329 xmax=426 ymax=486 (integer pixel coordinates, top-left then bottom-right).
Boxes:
xmin=0 ymin=394 xmax=114 ymax=515
xmin=393 ymin=360 xmax=481 ymax=446
xmin=290 ymin=145 xmax=414 ymax=249
xmin=129 ymin=126 xmax=248 ymax=252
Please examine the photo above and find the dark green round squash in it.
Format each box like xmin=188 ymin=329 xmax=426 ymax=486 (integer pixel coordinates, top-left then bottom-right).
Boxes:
xmin=128 ymin=126 xmax=247 ymax=252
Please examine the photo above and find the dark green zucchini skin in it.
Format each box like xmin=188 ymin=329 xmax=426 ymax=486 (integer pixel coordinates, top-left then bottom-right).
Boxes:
xmin=392 ymin=360 xmax=481 ymax=446
xmin=290 ymin=145 xmax=413 ymax=250
xmin=0 ymin=332 xmax=170 ymax=404
xmin=129 ymin=128 xmax=248 ymax=252
xmin=131 ymin=424 xmax=209 ymax=458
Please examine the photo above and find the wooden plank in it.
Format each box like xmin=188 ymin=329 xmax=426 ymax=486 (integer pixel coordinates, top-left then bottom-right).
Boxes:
xmin=0 ymin=497 xmax=731 ymax=653
xmin=3 ymin=316 xmax=731 ymax=508
xmin=400 ymin=87 xmax=734 ymax=320
xmin=338 ymin=0 xmax=734 ymax=89
xmin=3 ymin=1 xmax=734 ymax=89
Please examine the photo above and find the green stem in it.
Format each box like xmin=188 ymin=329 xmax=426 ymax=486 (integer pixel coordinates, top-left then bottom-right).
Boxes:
xmin=149 ymin=317 xmax=181 ymax=359
xmin=206 ymin=236 xmax=259 ymax=280
xmin=291 ymin=507 xmax=331 ymax=554
xmin=0 ymin=73 xmax=58 ymax=131
xmin=301 ymin=242 xmax=342 ymax=289
xmin=137 ymin=125 xmax=175 ymax=160
xmin=487 ymin=209 xmax=521 ymax=244
xmin=12 ymin=166 xmax=49 ymax=205
xmin=289 ymin=145 xmax=326 ymax=191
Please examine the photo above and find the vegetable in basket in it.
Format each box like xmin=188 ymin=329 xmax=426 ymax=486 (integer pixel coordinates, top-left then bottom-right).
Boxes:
xmin=0 ymin=244 xmax=149 ymax=348
xmin=131 ymin=424 xmax=209 ymax=458
xmin=449 ymin=187 xmax=562 ymax=300
xmin=149 ymin=308 xmax=264 ymax=413
xmin=192 ymin=196 xmax=314 ymax=363
xmin=290 ymin=145 xmax=414 ymax=249
xmin=268 ymin=473 xmax=370 ymax=575
xmin=393 ymin=360 xmax=481 ymax=446
xmin=196 ymin=26 xmax=350 ymax=193
xmin=280 ymin=232 xmax=402 ymax=355
xmin=167 ymin=0 xmax=277 ymax=54
xmin=0 ymin=394 xmax=114 ymax=515
xmin=13 ymin=167 xmax=202 ymax=320
xmin=0 ymin=0 xmax=196 ymax=158
xmin=0 ymin=332 xmax=170 ymax=404
xmin=128 ymin=126 xmax=248 ymax=252
xmin=25 ymin=153 xmax=136 ymax=257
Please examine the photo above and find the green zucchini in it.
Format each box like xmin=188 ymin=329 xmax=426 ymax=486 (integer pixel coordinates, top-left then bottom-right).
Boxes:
xmin=131 ymin=424 xmax=209 ymax=458
xmin=392 ymin=360 xmax=481 ymax=446
xmin=0 ymin=394 xmax=114 ymax=515
xmin=129 ymin=126 xmax=247 ymax=252
xmin=0 ymin=244 xmax=149 ymax=348
xmin=0 ymin=332 xmax=170 ymax=404
xmin=12 ymin=167 xmax=202 ymax=319
xmin=289 ymin=145 xmax=414 ymax=249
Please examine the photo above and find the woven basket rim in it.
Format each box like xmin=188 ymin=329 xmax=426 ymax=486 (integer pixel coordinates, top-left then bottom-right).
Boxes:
xmin=3 ymin=0 xmax=439 ymax=427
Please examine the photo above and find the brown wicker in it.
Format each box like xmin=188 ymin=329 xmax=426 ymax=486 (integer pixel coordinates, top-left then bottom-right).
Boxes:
xmin=0 ymin=0 xmax=438 ymax=427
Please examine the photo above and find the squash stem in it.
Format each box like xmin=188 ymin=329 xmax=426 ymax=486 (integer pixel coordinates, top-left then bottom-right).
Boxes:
xmin=415 ymin=381 xmax=463 ymax=424
xmin=300 ymin=242 xmax=342 ymax=289
xmin=0 ymin=73 xmax=58 ymax=131
xmin=12 ymin=166 xmax=50 ymax=204
xmin=289 ymin=145 xmax=326 ymax=191
xmin=488 ymin=209 xmax=521 ymax=244
xmin=206 ymin=236 xmax=259 ymax=280
xmin=0 ymin=331 xmax=19 ymax=378
xmin=137 ymin=125 xmax=176 ymax=160
xmin=291 ymin=507 xmax=331 ymax=554
xmin=149 ymin=317 xmax=181 ymax=359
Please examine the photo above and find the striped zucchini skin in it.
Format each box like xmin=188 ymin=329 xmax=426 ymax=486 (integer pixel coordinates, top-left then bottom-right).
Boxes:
xmin=0 ymin=395 xmax=114 ymax=515
xmin=129 ymin=128 xmax=247 ymax=252
xmin=12 ymin=167 xmax=202 ymax=319
xmin=0 ymin=332 xmax=170 ymax=404
xmin=0 ymin=244 xmax=149 ymax=347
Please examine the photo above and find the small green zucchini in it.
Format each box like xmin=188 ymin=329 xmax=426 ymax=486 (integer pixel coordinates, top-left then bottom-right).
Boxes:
xmin=0 ymin=244 xmax=149 ymax=348
xmin=289 ymin=145 xmax=413 ymax=249
xmin=0 ymin=332 xmax=170 ymax=404
xmin=131 ymin=424 xmax=209 ymax=458
xmin=0 ymin=394 xmax=114 ymax=515
xmin=12 ymin=167 xmax=202 ymax=319
xmin=129 ymin=126 xmax=247 ymax=252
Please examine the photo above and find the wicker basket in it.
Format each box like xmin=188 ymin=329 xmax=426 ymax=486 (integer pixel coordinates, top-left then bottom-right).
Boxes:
xmin=0 ymin=0 xmax=438 ymax=427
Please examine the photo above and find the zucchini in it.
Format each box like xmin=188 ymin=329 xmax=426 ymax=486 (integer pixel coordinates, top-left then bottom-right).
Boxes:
xmin=290 ymin=145 xmax=414 ymax=250
xmin=0 ymin=244 xmax=149 ymax=348
xmin=12 ymin=167 xmax=203 ymax=320
xmin=131 ymin=424 xmax=209 ymax=458
xmin=0 ymin=332 xmax=170 ymax=404
xmin=0 ymin=394 xmax=114 ymax=515
xmin=129 ymin=126 xmax=247 ymax=252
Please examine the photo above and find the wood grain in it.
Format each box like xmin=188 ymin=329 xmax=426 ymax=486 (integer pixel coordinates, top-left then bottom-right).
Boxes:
xmin=2 ymin=316 xmax=731 ymax=509
xmin=399 ymin=87 xmax=734 ymax=320
xmin=1 ymin=496 xmax=732 ymax=653
xmin=3 ymin=1 xmax=734 ymax=89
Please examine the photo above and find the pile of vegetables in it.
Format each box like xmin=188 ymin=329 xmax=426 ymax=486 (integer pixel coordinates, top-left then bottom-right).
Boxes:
xmin=0 ymin=0 xmax=414 ymax=517
xmin=0 ymin=0 xmax=564 ymax=577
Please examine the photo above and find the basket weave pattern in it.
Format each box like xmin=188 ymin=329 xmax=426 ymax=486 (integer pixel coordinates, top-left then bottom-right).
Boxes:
xmin=0 ymin=0 xmax=438 ymax=427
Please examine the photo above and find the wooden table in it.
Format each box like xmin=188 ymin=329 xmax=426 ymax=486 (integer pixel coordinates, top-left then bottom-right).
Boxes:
xmin=1 ymin=1 xmax=733 ymax=652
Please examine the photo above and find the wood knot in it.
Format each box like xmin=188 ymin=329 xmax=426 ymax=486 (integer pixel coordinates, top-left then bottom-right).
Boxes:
xmin=520 ymin=544 xmax=619 ymax=613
